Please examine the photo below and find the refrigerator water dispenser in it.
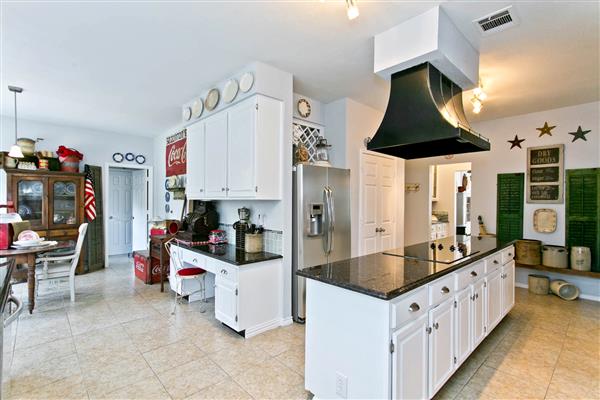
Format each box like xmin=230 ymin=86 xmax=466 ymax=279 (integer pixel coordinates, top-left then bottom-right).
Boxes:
xmin=308 ymin=203 xmax=324 ymax=236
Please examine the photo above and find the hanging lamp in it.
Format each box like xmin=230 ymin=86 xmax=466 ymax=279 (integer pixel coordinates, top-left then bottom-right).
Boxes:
xmin=7 ymin=86 xmax=24 ymax=159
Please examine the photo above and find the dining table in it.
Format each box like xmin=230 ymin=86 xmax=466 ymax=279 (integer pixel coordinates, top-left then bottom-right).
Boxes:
xmin=0 ymin=242 xmax=70 ymax=313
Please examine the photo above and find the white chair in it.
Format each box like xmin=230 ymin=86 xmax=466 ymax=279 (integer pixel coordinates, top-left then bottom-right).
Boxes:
xmin=35 ymin=223 xmax=88 ymax=302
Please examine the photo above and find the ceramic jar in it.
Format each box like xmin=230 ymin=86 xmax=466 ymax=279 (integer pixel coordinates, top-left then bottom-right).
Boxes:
xmin=570 ymin=246 xmax=591 ymax=271
xmin=16 ymin=138 xmax=35 ymax=156
xmin=542 ymin=245 xmax=568 ymax=268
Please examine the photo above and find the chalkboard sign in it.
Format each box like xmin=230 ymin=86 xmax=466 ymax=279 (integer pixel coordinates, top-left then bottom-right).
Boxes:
xmin=527 ymin=144 xmax=564 ymax=203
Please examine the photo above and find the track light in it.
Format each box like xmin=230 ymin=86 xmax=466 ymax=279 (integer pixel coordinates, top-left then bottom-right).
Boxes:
xmin=346 ymin=0 xmax=359 ymax=20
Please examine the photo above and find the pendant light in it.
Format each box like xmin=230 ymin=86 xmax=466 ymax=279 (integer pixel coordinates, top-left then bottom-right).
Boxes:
xmin=345 ymin=0 xmax=359 ymax=20
xmin=7 ymin=86 xmax=24 ymax=159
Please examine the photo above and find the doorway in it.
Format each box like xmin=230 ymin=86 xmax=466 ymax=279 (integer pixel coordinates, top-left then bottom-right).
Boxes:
xmin=104 ymin=164 xmax=152 ymax=264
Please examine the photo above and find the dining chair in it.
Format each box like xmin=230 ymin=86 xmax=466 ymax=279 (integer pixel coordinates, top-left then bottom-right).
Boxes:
xmin=35 ymin=223 xmax=88 ymax=302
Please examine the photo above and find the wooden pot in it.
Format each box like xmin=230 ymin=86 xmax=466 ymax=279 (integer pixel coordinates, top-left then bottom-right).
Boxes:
xmin=528 ymin=274 xmax=549 ymax=295
xmin=515 ymin=239 xmax=542 ymax=265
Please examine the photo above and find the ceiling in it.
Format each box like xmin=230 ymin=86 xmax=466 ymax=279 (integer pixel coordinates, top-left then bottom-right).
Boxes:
xmin=1 ymin=1 xmax=598 ymax=137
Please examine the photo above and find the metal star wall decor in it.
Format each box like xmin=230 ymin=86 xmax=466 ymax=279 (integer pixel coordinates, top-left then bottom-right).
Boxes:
xmin=508 ymin=134 xmax=525 ymax=149
xmin=536 ymin=121 xmax=556 ymax=137
xmin=568 ymin=126 xmax=590 ymax=142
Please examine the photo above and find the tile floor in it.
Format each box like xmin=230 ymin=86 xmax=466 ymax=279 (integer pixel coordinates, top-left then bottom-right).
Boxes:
xmin=2 ymin=256 xmax=599 ymax=400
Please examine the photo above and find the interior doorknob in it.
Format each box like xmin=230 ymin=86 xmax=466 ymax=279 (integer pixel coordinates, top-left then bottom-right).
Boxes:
xmin=380 ymin=228 xmax=386 ymax=233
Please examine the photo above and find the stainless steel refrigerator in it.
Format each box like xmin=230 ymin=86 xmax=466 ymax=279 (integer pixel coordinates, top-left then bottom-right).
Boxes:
xmin=292 ymin=164 xmax=351 ymax=322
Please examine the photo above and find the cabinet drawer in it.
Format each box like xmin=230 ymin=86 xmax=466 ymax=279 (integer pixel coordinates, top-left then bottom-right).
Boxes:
xmin=455 ymin=261 xmax=485 ymax=291
xmin=428 ymin=274 xmax=454 ymax=305
xmin=213 ymin=261 xmax=238 ymax=282
xmin=391 ymin=287 xmax=428 ymax=329
xmin=47 ymin=229 xmax=78 ymax=238
xmin=501 ymin=246 xmax=515 ymax=265
xmin=485 ymin=253 xmax=503 ymax=274
xmin=182 ymin=249 xmax=205 ymax=268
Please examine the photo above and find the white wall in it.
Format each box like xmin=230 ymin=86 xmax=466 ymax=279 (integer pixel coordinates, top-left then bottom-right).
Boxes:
xmin=405 ymin=101 xmax=600 ymax=246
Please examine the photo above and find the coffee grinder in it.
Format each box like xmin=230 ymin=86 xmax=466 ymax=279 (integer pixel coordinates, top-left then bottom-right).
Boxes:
xmin=233 ymin=207 xmax=250 ymax=250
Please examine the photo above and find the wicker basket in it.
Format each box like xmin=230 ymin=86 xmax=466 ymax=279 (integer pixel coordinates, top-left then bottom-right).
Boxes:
xmin=244 ymin=233 xmax=263 ymax=253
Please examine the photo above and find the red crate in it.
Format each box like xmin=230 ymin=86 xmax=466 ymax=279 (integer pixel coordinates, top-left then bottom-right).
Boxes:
xmin=133 ymin=250 xmax=163 ymax=284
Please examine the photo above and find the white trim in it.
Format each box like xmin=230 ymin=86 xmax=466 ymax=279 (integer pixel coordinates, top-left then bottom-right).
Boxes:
xmin=103 ymin=163 xmax=153 ymax=268
xmin=244 ymin=317 xmax=285 ymax=338
xmin=515 ymin=281 xmax=600 ymax=302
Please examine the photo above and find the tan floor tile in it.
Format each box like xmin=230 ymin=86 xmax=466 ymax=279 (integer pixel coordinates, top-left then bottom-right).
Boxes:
xmin=275 ymin=346 xmax=305 ymax=377
xmin=84 ymin=363 xmax=156 ymax=399
xmin=232 ymin=358 xmax=303 ymax=400
xmin=190 ymin=325 xmax=247 ymax=354
xmin=6 ymin=374 xmax=87 ymax=400
xmin=6 ymin=354 xmax=81 ymax=397
xmin=129 ymin=324 xmax=186 ymax=353
xmin=456 ymin=365 xmax=547 ymax=399
xmin=185 ymin=378 xmax=252 ymax=400
xmin=143 ymin=339 xmax=206 ymax=373
xmin=209 ymin=343 xmax=271 ymax=377
xmin=545 ymin=364 xmax=600 ymax=400
xmin=158 ymin=357 xmax=228 ymax=399
xmin=246 ymin=326 xmax=303 ymax=357
xmin=121 ymin=314 xmax=173 ymax=336
xmin=103 ymin=374 xmax=170 ymax=400
xmin=11 ymin=337 xmax=76 ymax=371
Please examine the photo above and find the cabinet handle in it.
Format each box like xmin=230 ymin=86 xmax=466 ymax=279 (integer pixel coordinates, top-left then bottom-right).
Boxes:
xmin=380 ymin=228 xmax=386 ymax=233
xmin=470 ymin=271 xmax=478 ymax=277
xmin=508 ymin=253 xmax=512 ymax=257
xmin=493 ymin=260 xmax=499 ymax=264
xmin=221 ymin=269 xmax=228 ymax=275
xmin=200 ymin=189 xmax=204 ymax=192
xmin=408 ymin=303 xmax=420 ymax=313
xmin=193 ymin=258 xmax=197 ymax=263
xmin=441 ymin=286 xmax=450 ymax=294
xmin=426 ymin=326 xmax=432 ymax=334
xmin=475 ymin=293 xmax=479 ymax=299
xmin=221 ymin=188 xmax=226 ymax=192
xmin=433 ymin=322 xmax=439 ymax=330
xmin=375 ymin=228 xmax=381 ymax=233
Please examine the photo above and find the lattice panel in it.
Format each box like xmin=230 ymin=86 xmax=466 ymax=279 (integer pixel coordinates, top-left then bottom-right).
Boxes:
xmin=293 ymin=122 xmax=322 ymax=163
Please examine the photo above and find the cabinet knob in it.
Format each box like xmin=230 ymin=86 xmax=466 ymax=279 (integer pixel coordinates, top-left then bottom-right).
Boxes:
xmin=380 ymin=227 xmax=386 ymax=233
xmin=200 ymin=189 xmax=204 ymax=192
xmin=221 ymin=269 xmax=227 ymax=275
xmin=493 ymin=260 xmax=499 ymax=264
xmin=470 ymin=271 xmax=478 ymax=277
xmin=426 ymin=326 xmax=432 ymax=334
xmin=508 ymin=253 xmax=512 ymax=257
xmin=441 ymin=286 xmax=450 ymax=294
xmin=408 ymin=303 xmax=420 ymax=313
xmin=221 ymin=188 xmax=225 ymax=191
xmin=433 ymin=322 xmax=439 ymax=330
xmin=193 ymin=258 xmax=197 ymax=263
xmin=375 ymin=228 xmax=380 ymax=233
xmin=476 ymin=293 xmax=479 ymax=299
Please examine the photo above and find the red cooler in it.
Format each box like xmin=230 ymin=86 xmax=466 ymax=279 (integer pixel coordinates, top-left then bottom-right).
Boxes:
xmin=133 ymin=250 xmax=162 ymax=284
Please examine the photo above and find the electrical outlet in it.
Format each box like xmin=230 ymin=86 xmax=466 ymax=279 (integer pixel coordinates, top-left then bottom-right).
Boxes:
xmin=335 ymin=372 xmax=348 ymax=398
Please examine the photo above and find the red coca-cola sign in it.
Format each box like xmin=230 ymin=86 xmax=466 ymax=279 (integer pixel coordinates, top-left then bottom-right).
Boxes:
xmin=166 ymin=129 xmax=187 ymax=177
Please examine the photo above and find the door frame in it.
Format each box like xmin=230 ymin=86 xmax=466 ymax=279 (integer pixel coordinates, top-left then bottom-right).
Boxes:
xmin=358 ymin=150 xmax=398 ymax=256
xmin=103 ymin=163 xmax=153 ymax=267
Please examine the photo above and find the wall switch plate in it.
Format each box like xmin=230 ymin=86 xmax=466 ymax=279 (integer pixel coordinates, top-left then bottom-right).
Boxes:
xmin=335 ymin=372 xmax=348 ymax=398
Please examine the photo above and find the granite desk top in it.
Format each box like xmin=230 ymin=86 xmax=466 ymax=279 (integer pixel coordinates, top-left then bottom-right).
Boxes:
xmin=176 ymin=242 xmax=282 ymax=266
xmin=297 ymin=236 xmax=514 ymax=300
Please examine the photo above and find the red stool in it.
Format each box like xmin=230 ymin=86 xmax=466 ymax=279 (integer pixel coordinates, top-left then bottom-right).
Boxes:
xmin=172 ymin=267 xmax=207 ymax=314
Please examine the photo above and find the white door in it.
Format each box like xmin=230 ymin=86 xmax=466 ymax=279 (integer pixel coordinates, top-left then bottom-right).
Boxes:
xmin=215 ymin=277 xmax=238 ymax=329
xmin=502 ymin=261 xmax=515 ymax=316
xmin=204 ymin=112 xmax=228 ymax=199
xmin=486 ymin=269 xmax=503 ymax=331
xmin=455 ymin=287 xmax=471 ymax=368
xmin=392 ymin=313 xmax=428 ymax=400
xmin=428 ymin=298 xmax=455 ymax=397
xmin=131 ymin=169 xmax=148 ymax=252
xmin=186 ymin=121 xmax=205 ymax=198
xmin=227 ymin=98 xmax=256 ymax=198
xmin=109 ymin=169 xmax=132 ymax=255
xmin=471 ymin=279 xmax=486 ymax=349
xmin=360 ymin=152 xmax=396 ymax=255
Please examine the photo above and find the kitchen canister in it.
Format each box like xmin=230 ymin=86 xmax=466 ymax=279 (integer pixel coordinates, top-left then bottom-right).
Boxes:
xmin=550 ymin=279 xmax=580 ymax=301
xmin=542 ymin=245 xmax=568 ymax=269
xmin=244 ymin=233 xmax=263 ymax=253
xmin=570 ymin=246 xmax=591 ymax=271
xmin=515 ymin=239 xmax=542 ymax=265
xmin=528 ymin=274 xmax=550 ymax=295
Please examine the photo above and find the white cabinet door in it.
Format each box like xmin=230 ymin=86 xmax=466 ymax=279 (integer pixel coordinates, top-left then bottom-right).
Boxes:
xmin=471 ymin=279 xmax=486 ymax=349
xmin=186 ymin=122 xmax=205 ymax=198
xmin=429 ymin=299 xmax=455 ymax=397
xmin=204 ymin=112 xmax=228 ymax=199
xmin=392 ymin=313 xmax=428 ymax=400
xmin=455 ymin=287 xmax=471 ymax=368
xmin=486 ymin=269 xmax=503 ymax=332
xmin=227 ymin=98 xmax=256 ymax=198
xmin=502 ymin=260 xmax=515 ymax=316
xmin=215 ymin=277 xmax=238 ymax=330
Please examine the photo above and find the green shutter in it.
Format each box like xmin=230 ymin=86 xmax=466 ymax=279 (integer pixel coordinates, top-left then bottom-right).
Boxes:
xmin=497 ymin=173 xmax=524 ymax=243
xmin=566 ymin=168 xmax=600 ymax=272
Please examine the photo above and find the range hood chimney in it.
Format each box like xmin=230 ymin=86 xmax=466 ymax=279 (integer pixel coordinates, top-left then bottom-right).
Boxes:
xmin=368 ymin=7 xmax=490 ymax=159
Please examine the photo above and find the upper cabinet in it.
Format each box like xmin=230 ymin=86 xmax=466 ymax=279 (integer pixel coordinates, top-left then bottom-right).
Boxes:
xmin=186 ymin=94 xmax=283 ymax=200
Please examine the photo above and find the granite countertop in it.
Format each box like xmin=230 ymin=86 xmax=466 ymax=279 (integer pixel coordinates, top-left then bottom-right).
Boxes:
xmin=177 ymin=242 xmax=282 ymax=266
xmin=297 ymin=236 xmax=514 ymax=300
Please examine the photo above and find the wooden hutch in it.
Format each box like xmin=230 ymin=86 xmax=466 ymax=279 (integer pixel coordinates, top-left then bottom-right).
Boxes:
xmin=5 ymin=168 xmax=86 ymax=273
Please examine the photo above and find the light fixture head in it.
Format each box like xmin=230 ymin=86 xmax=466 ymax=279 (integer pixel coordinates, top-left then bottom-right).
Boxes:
xmin=8 ymin=145 xmax=24 ymax=159
xmin=346 ymin=0 xmax=359 ymax=20
xmin=470 ymin=97 xmax=482 ymax=108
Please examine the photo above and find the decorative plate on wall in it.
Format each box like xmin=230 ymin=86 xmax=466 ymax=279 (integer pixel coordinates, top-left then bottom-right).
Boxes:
xmin=112 ymin=152 xmax=124 ymax=163
xmin=205 ymin=89 xmax=220 ymax=111
xmin=125 ymin=152 xmax=135 ymax=161
xmin=135 ymin=155 xmax=146 ymax=164
xmin=533 ymin=208 xmax=557 ymax=233
xmin=182 ymin=106 xmax=192 ymax=121
xmin=239 ymin=72 xmax=254 ymax=93
xmin=297 ymin=98 xmax=311 ymax=118
xmin=223 ymin=79 xmax=239 ymax=103
xmin=165 ymin=191 xmax=170 ymax=202
xmin=191 ymin=99 xmax=204 ymax=119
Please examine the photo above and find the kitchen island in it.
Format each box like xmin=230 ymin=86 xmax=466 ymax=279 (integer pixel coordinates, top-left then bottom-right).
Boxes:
xmin=297 ymin=236 xmax=514 ymax=400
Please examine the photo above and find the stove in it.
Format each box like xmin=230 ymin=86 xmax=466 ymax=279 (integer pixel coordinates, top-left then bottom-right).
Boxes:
xmin=384 ymin=236 xmax=479 ymax=264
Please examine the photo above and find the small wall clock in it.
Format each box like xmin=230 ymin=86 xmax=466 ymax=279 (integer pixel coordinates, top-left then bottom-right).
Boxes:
xmin=297 ymin=98 xmax=311 ymax=118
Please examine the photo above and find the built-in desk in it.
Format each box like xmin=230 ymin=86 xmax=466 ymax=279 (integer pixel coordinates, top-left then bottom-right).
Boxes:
xmin=169 ymin=243 xmax=285 ymax=337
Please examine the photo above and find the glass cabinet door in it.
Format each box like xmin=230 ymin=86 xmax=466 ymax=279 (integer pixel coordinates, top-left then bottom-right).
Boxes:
xmin=49 ymin=178 xmax=80 ymax=228
xmin=15 ymin=178 xmax=47 ymax=229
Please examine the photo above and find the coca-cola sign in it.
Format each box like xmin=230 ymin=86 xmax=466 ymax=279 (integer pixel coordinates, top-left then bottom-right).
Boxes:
xmin=166 ymin=129 xmax=187 ymax=177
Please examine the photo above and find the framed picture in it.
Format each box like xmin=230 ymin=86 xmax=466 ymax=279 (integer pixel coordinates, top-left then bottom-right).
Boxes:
xmin=527 ymin=144 xmax=564 ymax=203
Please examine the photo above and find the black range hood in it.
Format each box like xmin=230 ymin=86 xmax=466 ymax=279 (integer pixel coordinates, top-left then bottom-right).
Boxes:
xmin=367 ymin=62 xmax=490 ymax=159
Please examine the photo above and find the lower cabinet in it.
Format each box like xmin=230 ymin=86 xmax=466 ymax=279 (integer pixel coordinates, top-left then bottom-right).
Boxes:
xmin=486 ymin=269 xmax=503 ymax=332
xmin=392 ymin=313 xmax=429 ymax=400
xmin=215 ymin=277 xmax=239 ymax=330
xmin=454 ymin=288 xmax=471 ymax=367
xmin=471 ymin=279 xmax=486 ymax=349
xmin=502 ymin=261 xmax=515 ymax=316
xmin=428 ymin=299 xmax=455 ymax=396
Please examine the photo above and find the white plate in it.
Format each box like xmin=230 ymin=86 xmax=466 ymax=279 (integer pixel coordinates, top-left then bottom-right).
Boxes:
xmin=182 ymin=106 xmax=192 ymax=121
xmin=223 ymin=79 xmax=239 ymax=104
xmin=204 ymin=89 xmax=220 ymax=111
xmin=191 ymin=99 xmax=203 ymax=118
xmin=239 ymin=72 xmax=254 ymax=93
xmin=13 ymin=239 xmax=44 ymax=246
xmin=12 ymin=241 xmax=55 ymax=249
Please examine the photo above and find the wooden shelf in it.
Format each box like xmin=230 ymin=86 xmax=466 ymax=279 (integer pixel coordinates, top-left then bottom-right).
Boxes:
xmin=3 ymin=168 xmax=84 ymax=177
xmin=516 ymin=262 xmax=600 ymax=279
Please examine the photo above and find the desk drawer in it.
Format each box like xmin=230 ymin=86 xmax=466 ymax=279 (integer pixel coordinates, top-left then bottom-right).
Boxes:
xmin=182 ymin=249 xmax=205 ymax=268
xmin=47 ymin=229 xmax=78 ymax=238
xmin=428 ymin=274 xmax=454 ymax=305
xmin=391 ymin=287 xmax=428 ymax=329
xmin=502 ymin=246 xmax=515 ymax=265
xmin=485 ymin=253 xmax=503 ymax=274
xmin=455 ymin=261 xmax=485 ymax=291
xmin=214 ymin=260 xmax=237 ymax=282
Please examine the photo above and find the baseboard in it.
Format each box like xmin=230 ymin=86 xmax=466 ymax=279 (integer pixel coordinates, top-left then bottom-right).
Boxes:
xmin=245 ymin=318 xmax=282 ymax=338
xmin=515 ymin=282 xmax=600 ymax=302
xmin=279 ymin=316 xmax=293 ymax=326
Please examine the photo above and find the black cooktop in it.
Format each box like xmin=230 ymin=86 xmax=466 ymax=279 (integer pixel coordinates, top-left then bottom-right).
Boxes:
xmin=383 ymin=235 xmax=479 ymax=264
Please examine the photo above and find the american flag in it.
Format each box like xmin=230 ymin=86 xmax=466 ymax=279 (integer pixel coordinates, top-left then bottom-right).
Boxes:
xmin=84 ymin=166 xmax=96 ymax=221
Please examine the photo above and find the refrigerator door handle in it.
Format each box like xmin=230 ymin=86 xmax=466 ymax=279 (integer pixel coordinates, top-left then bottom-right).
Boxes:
xmin=328 ymin=186 xmax=335 ymax=253
xmin=323 ymin=186 xmax=333 ymax=255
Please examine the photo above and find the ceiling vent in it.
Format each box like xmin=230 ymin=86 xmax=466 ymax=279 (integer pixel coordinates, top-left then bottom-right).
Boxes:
xmin=473 ymin=6 xmax=519 ymax=35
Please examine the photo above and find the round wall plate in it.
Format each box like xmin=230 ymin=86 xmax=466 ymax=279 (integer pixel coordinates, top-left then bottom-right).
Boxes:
xmin=182 ymin=106 xmax=192 ymax=121
xmin=223 ymin=79 xmax=239 ymax=103
xmin=112 ymin=152 xmax=124 ymax=163
xmin=165 ymin=191 xmax=170 ymax=202
xmin=135 ymin=155 xmax=146 ymax=164
xmin=297 ymin=98 xmax=311 ymax=118
xmin=239 ymin=72 xmax=254 ymax=93
xmin=205 ymin=88 xmax=220 ymax=111
xmin=125 ymin=152 xmax=135 ymax=161
xmin=191 ymin=99 xmax=204 ymax=118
